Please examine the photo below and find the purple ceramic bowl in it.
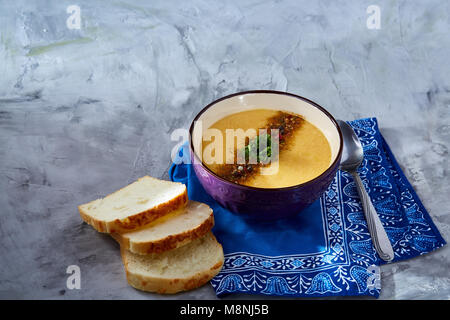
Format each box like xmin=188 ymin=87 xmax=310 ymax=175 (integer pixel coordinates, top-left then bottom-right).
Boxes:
xmin=189 ymin=90 xmax=343 ymax=220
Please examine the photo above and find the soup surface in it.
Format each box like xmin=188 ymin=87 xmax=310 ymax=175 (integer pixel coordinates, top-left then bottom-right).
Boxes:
xmin=201 ymin=109 xmax=331 ymax=188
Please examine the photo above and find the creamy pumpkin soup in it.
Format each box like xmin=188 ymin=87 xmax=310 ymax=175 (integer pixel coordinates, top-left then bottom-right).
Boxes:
xmin=201 ymin=109 xmax=331 ymax=188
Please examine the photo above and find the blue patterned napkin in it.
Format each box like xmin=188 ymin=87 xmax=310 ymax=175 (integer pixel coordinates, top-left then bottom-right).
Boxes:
xmin=169 ymin=118 xmax=445 ymax=298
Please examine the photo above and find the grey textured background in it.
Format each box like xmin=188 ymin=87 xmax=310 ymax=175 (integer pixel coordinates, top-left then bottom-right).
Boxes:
xmin=0 ymin=0 xmax=449 ymax=299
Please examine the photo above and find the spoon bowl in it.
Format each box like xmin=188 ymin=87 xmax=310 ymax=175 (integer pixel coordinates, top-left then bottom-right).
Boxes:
xmin=337 ymin=120 xmax=364 ymax=171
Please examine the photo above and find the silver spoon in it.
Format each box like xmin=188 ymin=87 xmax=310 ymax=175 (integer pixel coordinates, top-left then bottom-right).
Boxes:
xmin=337 ymin=120 xmax=394 ymax=262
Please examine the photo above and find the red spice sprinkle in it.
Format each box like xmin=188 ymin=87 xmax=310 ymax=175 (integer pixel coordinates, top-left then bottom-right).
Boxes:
xmin=214 ymin=111 xmax=303 ymax=184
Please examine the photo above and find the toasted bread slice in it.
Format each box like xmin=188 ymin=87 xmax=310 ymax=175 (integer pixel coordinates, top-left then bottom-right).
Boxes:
xmin=112 ymin=201 xmax=214 ymax=254
xmin=121 ymin=232 xmax=224 ymax=294
xmin=78 ymin=176 xmax=187 ymax=233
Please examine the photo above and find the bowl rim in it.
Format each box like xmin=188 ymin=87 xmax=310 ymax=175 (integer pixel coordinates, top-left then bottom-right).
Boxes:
xmin=188 ymin=90 xmax=343 ymax=192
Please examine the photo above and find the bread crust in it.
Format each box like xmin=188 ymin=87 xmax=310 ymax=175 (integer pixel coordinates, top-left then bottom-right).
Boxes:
xmin=120 ymin=235 xmax=224 ymax=294
xmin=111 ymin=211 xmax=215 ymax=254
xmin=78 ymin=184 xmax=188 ymax=234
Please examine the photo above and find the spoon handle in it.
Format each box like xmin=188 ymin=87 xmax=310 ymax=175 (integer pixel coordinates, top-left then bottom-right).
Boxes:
xmin=351 ymin=172 xmax=395 ymax=262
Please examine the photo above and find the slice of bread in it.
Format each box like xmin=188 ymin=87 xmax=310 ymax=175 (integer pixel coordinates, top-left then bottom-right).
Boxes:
xmin=78 ymin=176 xmax=187 ymax=233
xmin=121 ymin=232 xmax=224 ymax=294
xmin=112 ymin=200 xmax=214 ymax=255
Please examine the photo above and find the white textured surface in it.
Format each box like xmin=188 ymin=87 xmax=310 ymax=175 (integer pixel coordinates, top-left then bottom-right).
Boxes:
xmin=0 ymin=0 xmax=448 ymax=299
